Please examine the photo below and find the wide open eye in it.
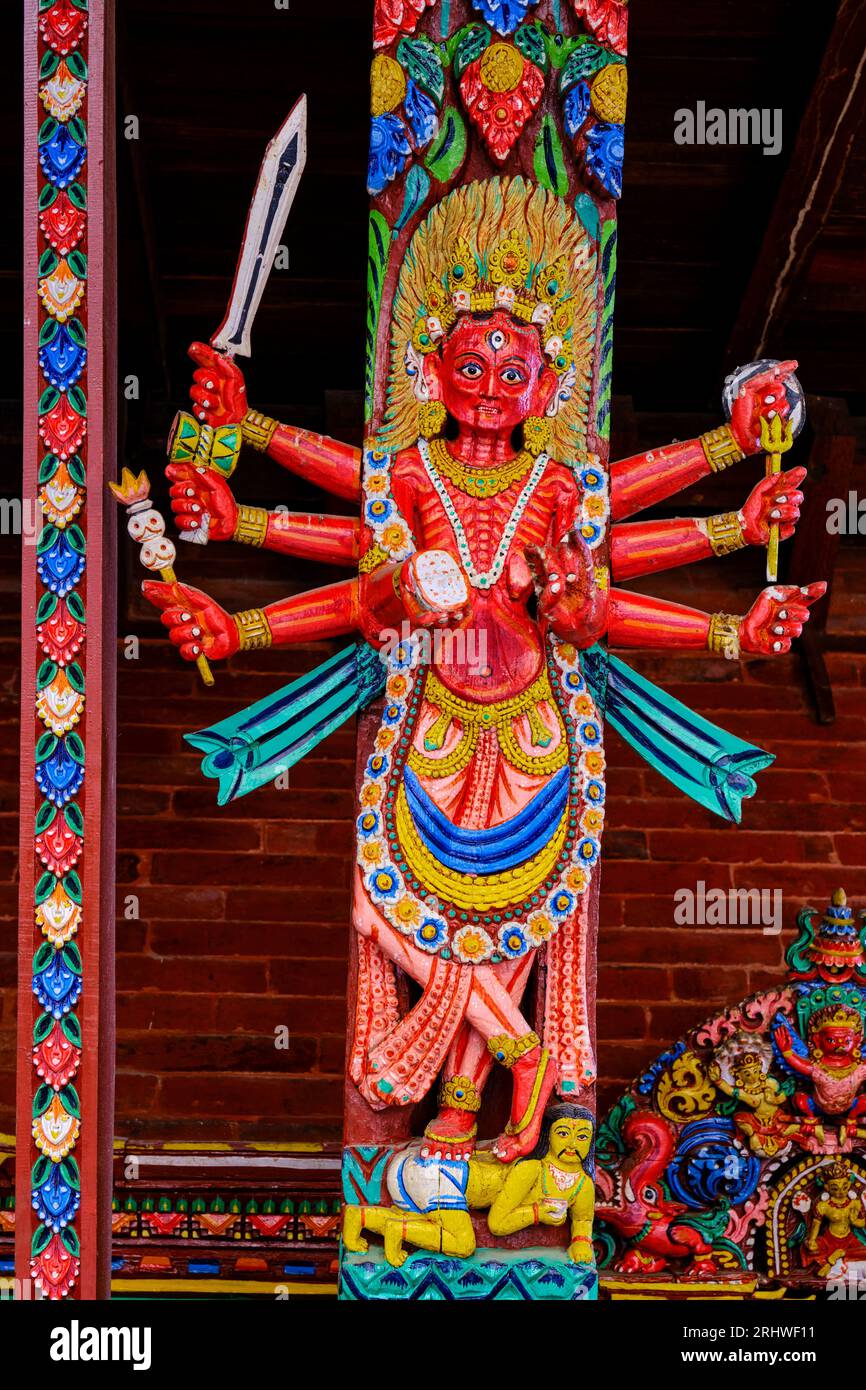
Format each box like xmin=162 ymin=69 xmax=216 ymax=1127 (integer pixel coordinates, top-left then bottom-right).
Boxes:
xmin=501 ymin=366 xmax=526 ymax=385
xmin=459 ymin=361 xmax=483 ymax=380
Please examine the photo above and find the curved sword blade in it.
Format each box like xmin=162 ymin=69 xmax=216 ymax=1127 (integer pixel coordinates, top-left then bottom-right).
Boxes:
xmin=211 ymin=93 xmax=308 ymax=358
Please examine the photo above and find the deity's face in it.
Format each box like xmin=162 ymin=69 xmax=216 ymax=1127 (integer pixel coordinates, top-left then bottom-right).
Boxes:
xmin=547 ymin=1115 xmax=593 ymax=1167
xmin=816 ymin=1024 xmax=860 ymax=1061
xmin=427 ymin=310 xmax=556 ymax=437
xmin=826 ymin=1177 xmax=850 ymax=1201
xmin=733 ymin=1061 xmax=763 ymax=1089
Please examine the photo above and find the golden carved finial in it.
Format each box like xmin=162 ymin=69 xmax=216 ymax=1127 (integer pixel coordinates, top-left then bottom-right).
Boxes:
xmin=833 ymin=887 xmax=848 ymax=909
xmin=108 ymin=468 xmax=151 ymax=508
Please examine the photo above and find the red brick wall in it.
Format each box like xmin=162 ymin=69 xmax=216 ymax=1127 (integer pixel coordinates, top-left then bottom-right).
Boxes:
xmin=2 ymin=533 xmax=864 ymax=1144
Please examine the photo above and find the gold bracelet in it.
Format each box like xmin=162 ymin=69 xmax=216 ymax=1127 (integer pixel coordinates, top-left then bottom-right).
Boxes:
xmin=700 ymin=424 xmax=744 ymax=473
xmin=488 ymin=1031 xmax=540 ymax=1069
xmin=242 ymin=410 xmax=278 ymax=453
xmin=234 ymin=607 xmax=273 ymax=651
xmin=706 ymin=511 xmax=746 ymax=557
xmin=708 ymin=611 xmax=741 ymax=661
xmin=232 ymin=504 xmax=269 ymax=547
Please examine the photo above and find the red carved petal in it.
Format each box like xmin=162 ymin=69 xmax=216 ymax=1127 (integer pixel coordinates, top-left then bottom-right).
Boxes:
xmin=37 ymin=596 xmax=86 ymax=665
xmin=35 ymin=819 xmax=82 ymax=876
xmin=33 ymin=1020 xmax=81 ymax=1089
xmin=32 ymin=1234 xmax=80 ymax=1300
xmin=38 ymin=395 xmax=87 ymax=460
xmin=39 ymin=191 xmax=86 ymax=257
xmin=373 ymin=0 xmax=435 ymax=49
xmin=570 ymin=0 xmax=629 ymax=56
xmin=39 ymin=0 xmax=89 ymax=56
xmin=459 ymin=59 xmax=545 ymax=163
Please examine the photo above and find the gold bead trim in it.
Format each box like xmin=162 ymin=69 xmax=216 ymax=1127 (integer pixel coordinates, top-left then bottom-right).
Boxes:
xmin=234 ymin=607 xmax=273 ymax=651
xmin=708 ymin=611 xmax=741 ymax=661
xmin=706 ymin=511 xmax=746 ymax=557
xmin=487 ymin=1031 xmax=541 ymax=1069
xmin=242 ymin=410 xmax=278 ymax=453
xmin=700 ymin=424 xmax=744 ymax=473
xmin=427 ymin=437 xmax=534 ymax=498
xmin=233 ymin=504 xmax=269 ymax=547
xmin=438 ymin=1075 xmax=482 ymax=1113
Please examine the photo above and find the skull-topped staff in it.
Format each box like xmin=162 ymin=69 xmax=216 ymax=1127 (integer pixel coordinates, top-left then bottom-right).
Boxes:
xmin=109 ymin=468 xmax=214 ymax=687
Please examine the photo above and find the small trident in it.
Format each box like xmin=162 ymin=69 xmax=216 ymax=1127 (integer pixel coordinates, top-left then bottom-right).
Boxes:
xmin=759 ymin=413 xmax=794 ymax=583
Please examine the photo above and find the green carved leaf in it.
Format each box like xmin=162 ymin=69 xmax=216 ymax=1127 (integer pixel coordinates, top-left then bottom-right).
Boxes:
xmin=533 ymin=114 xmax=568 ymax=196
xmin=397 ymin=36 xmax=444 ymax=105
xmin=425 ymin=105 xmax=467 ymax=184
xmin=449 ymin=24 xmax=489 ymax=79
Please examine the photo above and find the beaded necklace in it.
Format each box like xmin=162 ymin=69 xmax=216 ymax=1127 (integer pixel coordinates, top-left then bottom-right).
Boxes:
xmin=418 ymin=436 xmax=548 ymax=591
xmin=426 ymin=436 xmax=534 ymax=498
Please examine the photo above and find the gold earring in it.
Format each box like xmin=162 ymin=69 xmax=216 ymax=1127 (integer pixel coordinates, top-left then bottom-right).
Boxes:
xmin=523 ymin=416 xmax=552 ymax=457
xmin=418 ymin=401 xmax=447 ymax=438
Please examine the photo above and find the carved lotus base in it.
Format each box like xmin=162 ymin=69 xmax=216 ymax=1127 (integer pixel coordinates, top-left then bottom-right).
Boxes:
xmin=339 ymin=1246 xmax=597 ymax=1301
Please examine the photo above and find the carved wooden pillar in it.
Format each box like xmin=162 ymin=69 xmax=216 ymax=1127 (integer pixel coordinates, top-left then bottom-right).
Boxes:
xmin=17 ymin=0 xmax=117 ymax=1300
xmin=340 ymin=0 xmax=628 ymax=1300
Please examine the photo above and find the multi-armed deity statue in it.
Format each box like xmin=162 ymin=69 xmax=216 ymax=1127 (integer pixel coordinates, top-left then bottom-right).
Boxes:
xmin=114 ymin=0 xmax=826 ymax=1300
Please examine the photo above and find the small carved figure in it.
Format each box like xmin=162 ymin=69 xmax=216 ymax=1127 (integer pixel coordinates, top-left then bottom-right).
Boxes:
xmin=708 ymin=1052 xmax=791 ymax=1157
xmin=804 ymin=1162 xmax=866 ymax=1277
xmin=342 ymin=1103 xmax=595 ymax=1268
xmin=774 ymin=1006 xmax=866 ymax=1144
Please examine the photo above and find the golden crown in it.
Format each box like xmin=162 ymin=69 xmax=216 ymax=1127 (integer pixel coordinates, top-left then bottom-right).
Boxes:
xmin=410 ymin=231 xmax=585 ymax=378
xmin=809 ymin=1003 xmax=863 ymax=1034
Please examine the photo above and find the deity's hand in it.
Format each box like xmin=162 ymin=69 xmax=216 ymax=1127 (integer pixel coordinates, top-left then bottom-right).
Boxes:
xmin=567 ymin=1237 xmax=594 ymax=1265
xmin=738 ymin=581 xmax=825 ymax=656
xmin=707 ymin=1062 xmax=722 ymax=1083
xmin=166 ymin=461 xmax=239 ymax=542
xmin=729 ymin=359 xmax=797 ymax=454
xmin=740 ymin=467 xmax=806 ymax=547
xmin=537 ymin=1198 xmax=569 ymax=1225
xmin=525 ymin=527 xmax=607 ymax=648
xmin=188 ymin=342 xmax=248 ymax=426
xmin=773 ymin=1023 xmax=792 ymax=1053
xmin=142 ymin=579 xmax=240 ymax=661
xmin=399 ymin=549 xmax=471 ymax=628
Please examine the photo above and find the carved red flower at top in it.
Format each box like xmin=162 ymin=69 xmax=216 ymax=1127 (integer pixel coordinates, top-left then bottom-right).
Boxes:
xmin=373 ymin=0 xmax=437 ymax=50
xmin=570 ymin=0 xmax=628 ymax=56
xmin=459 ymin=43 xmax=545 ymax=164
xmin=39 ymin=0 xmax=89 ymax=56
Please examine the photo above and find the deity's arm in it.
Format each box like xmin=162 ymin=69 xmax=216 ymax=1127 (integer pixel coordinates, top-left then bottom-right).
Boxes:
xmin=241 ymin=508 xmax=360 ymax=565
xmin=610 ymin=469 xmax=806 ymax=580
xmin=567 ymin=1178 xmax=595 ymax=1262
xmin=256 ymin=421 xmax=362 ymax=502
xmin=607 ymin=582 xmax=825 ymax=659
xmin=610 ymin=428 xmax=744 ymax=522
xmin=486 ymin=1162 xmax=543 ymax=1238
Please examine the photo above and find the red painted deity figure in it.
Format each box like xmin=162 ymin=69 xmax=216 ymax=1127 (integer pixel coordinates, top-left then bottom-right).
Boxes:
xmin=774 ymin=1007 xmax=866 ymax=1145
xmin=144 ymin=179 xmax=824 ymax=1168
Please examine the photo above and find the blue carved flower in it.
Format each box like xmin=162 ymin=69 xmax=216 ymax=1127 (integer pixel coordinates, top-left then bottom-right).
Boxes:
xmin=575 ymin=836 xmax=600 ymax=867
xmin=415 ymin=916 xmax=448 ymax=953
xmin=357 ymin=809 xmax=381 ymax=839
xmin=367 ymin=864 xmax=401 ymax=903
xmin=368 ymin=114 xmax=412 ymax=196
xmin=382 ymin=703 xmax=403 ymax=726
xmin=585 ymin=778 xmax=606 ymax=805
xmin=549 ymin=889 xmax=576 ymax=921
xmin=498 ymin=924 xmax=529 ymax=959
xmin=579 ymin=719 xmax=602 ymax=748
xmin=404 ymin=80 xmax=437 ymax=146
xmin=564 ymin=81 xmax=591 ymax=138
xmin=579 ymin=464 xmax=605 ymax=493
xmin=579 ymin=520 xmax=603 ymax=546
xmin=471 ymin=0 xmax=537 ymax=35
xmin=586 ymin=122 xmax=624 ymax=199
xmin=563 ymin=671 xmax=586 ymax=694
xmin=365 ymin=496 xmax=394 ymax=527
xmin=366 ymin=751 xmax=390 ymax=780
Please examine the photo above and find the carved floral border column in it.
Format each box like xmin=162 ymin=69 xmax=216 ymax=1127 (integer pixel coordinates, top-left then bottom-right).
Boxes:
xmin=17 ymin=0 xmax=116 ymax=1301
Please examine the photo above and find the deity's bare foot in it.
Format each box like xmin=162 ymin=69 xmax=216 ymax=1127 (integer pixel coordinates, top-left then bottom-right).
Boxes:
xmin=341 ymin=1206 xmax=369 ymax=1253
xmin=493 ymin=1046 xmax=556 ymax=1163
xmin=422 ymin=1106 xmax=477 ymax=1160
xmin=383 ymin=1219 xmax=409 ymax=1268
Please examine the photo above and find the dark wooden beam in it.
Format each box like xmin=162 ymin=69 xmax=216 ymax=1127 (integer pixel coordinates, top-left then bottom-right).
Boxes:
xmin=726 ymin=0 xmax=866 ymax=367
